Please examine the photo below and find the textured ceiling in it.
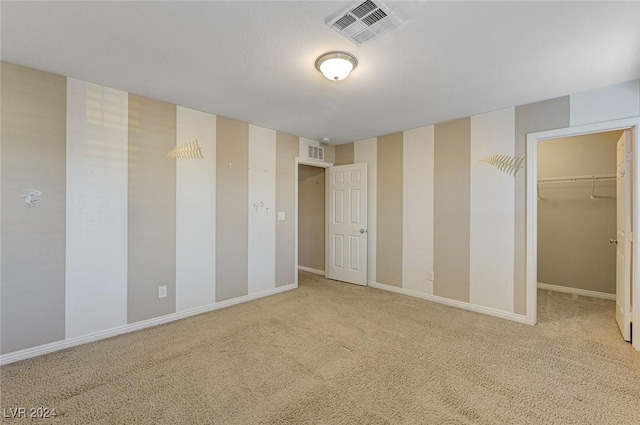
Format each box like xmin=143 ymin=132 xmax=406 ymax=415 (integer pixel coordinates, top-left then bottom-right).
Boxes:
xmin=2 ymin=1 xmax=639 ymax=144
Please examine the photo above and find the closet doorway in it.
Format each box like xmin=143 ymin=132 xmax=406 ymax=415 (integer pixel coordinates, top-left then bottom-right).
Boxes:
xmin=525 ymin=117 xmax=640 ymax=351
xmin=536 ymin=130 xmax=621 ymax=341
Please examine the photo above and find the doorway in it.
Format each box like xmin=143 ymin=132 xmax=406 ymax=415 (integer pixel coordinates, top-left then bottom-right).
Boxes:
xmin=297 ymin=163 xmax=327 ymax=276
xmin=536 ymin=130 xmax=621 ymax=342
xmin=526 ymin=117 xmax=640 ymax=351
xmin=295 ymin=158 xmax=369 ymax=287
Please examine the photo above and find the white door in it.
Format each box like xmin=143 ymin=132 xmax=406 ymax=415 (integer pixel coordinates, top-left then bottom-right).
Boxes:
xmin=327 ymin=163 xmax=368 ymax=286
xmin=615 ymin=130 xmax=632 ymax=341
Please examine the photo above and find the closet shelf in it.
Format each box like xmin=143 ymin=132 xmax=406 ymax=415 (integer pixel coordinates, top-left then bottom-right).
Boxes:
xmin=537 ymin=174 xmax=616 ymax=200
xmin=537 ymin=174 xmax=615 ymax=184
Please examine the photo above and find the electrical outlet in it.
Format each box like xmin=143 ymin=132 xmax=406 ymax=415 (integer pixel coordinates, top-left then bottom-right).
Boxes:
xmin=428 ymin=271 xmax=435 ymax=281
xmin=158 ymin=286 xmax=167 ymax=299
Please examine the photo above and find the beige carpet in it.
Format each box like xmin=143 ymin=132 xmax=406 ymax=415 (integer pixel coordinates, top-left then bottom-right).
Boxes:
xmin=1 ymin=272 xmax=639 ymax=424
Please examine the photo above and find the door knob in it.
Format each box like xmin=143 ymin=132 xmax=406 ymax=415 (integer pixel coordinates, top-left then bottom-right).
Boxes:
xmin=610 ymin=238 xmax=618 ymax=244
xmin=359 ymin=229 xmax=367 ymax=234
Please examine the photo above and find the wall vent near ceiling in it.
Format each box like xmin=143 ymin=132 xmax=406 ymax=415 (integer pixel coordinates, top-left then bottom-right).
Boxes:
xmin=308 ymin=145 xmax=325 ymax=161
xmin=300 ymin=138 xmax=325 ymax=162
xmin=326 ymin=0 xmax=403 ymax=46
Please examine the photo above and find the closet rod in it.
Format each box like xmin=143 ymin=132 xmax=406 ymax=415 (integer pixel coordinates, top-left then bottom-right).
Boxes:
xmin=537 ymin=174 xmax=616 ymax=184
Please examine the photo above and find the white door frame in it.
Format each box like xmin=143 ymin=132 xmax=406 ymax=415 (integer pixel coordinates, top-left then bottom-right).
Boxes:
xmin=525 ymin=117 xmax=640 ymax=351
xmin=295 ymin=157 xmax=333 ymax=284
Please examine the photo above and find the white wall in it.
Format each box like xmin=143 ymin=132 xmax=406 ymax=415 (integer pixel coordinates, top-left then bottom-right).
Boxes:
xmin=176 ymin=106 xmax=217 ymax=311
xmin=402 ymin=126 xmax=434 ymax=294
xmin=570 ymin=80 xmax=640 ymax=127
xmin=248 ymin=125 xmax=277 ymax=294
xmin=66 ymin=78 xmax=129 ymax=338
xmin=469 ymin=108 xmax=515 ymax=312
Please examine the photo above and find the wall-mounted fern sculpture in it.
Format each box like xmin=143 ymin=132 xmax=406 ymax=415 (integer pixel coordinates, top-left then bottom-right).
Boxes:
xmin=479 ymin=154 xmax=525 ymax=176
xmin=165 ymin=139 xmax=204 ymax=161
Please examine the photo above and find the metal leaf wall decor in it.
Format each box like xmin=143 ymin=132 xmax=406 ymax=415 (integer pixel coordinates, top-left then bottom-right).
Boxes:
xmin=479 ymin=154 xmax=525 ymax=176
xmin=165 ymin=139 xmax=204 ymax=161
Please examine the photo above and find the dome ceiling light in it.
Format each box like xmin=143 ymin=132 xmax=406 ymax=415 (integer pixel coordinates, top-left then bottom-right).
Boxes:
xmin=315 ymin=51 xmax=358 ymax=81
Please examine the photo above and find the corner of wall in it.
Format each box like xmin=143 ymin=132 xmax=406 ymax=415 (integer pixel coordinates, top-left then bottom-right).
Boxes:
xmin=334 ymin=142 xmax=355 ymax=165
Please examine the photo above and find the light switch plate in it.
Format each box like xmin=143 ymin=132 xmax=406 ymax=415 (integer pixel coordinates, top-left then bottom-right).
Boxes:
xmin=277 ymin=212 xmax=285 ymax=221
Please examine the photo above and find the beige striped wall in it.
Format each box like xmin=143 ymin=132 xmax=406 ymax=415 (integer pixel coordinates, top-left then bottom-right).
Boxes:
xmin=128 ymin=94 xmax=177 ymax=322
xmin=329 ymin=81 xmax=638 ymax=317
xmin=433 ymin=118 xmax=471 ymax=302
xmin=216 ymin=117 xmax=249 ymax=302
xmin=0 ymin=63 xmax=300 ymax=356
xmin=275 ymin=131 xmax=298 ymax=287
xmin=1 ymin=63 xmax=67 ymax=353
xmin=376 ymin=132 xmax=403 ymax=287
xmin=1 ymin=60 xmax=638 ymax=358
xmin=343 ymin=110 xmax=566 ymax=308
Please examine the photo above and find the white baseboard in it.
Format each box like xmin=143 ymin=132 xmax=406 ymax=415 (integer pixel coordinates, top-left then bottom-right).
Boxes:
xmin=0 ymin=283 xmax=297 ymax=366
xmin=368 ymin=281 xmax=528 ymax=324
xmin=537 ymin=282 xmax=615 ymax=300
xmin=298 ymin=266 xmax=325 ymax=276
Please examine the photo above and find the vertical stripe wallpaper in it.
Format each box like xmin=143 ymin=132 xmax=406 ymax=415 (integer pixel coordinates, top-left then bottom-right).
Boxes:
xmin=66 ymin=79 xmax=129 ymax=337
xmin=402 ymin=126 xmax=435 ymax=294
xmin=376 ymin=132 xmax=403 ymax=287
xmin=248 ymin=125 xmax=277 ymax=294
xmin=175 ymin=106 xmax=217 ymax=311
xmin=127 ymin=94 xmax=177 ymax=323
xmin=215 ymin=117 xmax=249 ymax=302
xmin=0 ymin=63 xmax=67 ymax=354
xmin=433 ymin=118 xmax=471 ymax=302
xmin=469 ymin=109 xmax=515 ymax=312
xmin=275 ymin=131 xmax=298 ymax=287
xmin=1 ymin=60 xmax=638 ymax=360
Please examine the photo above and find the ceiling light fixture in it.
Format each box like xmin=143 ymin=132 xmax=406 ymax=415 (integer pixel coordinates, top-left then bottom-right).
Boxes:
xmin=315 ymin=51 xmax=358 ymax=81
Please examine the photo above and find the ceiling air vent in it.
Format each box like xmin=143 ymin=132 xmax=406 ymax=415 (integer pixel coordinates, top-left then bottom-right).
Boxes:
xmin=326 ymin=0 xmax=403 ymax=46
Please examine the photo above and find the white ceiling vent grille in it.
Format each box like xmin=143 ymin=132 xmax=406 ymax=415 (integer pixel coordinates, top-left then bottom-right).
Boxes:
xmin=326 ymin=0 xmax=403 ymax=46
xmin=308 ymin=145 xmax=324 ymax=161
xmin=300 ymin=138 xmax=326 ymax=162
